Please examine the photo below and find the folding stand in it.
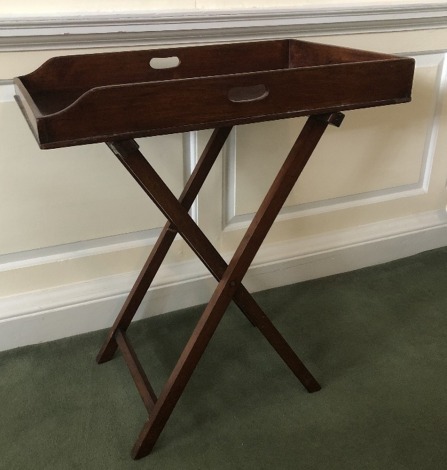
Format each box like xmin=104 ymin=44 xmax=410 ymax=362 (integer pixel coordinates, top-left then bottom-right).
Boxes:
xmin=96 ymin=112 xmax=344 ymax=459
xmin=13 ymin=39 xmax=414 ymax=461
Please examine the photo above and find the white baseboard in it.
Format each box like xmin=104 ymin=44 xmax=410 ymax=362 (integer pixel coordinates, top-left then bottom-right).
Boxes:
xmin=1 ymin=210 xmax=446 ymax=352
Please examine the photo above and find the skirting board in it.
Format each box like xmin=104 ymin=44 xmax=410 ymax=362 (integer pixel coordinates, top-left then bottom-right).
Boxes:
xmin=1 ymin=210 xmax=447 ymax=352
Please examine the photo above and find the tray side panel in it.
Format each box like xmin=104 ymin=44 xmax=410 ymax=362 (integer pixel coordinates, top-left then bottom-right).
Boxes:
xmin=36 ymin=58 xmax=415 ymax=148
xmin=13 ymin=78 xmax=47 ymax=144
xmin=18 ymin=41 xmax=291 ymax=93
xmin=289 ymin=40 xmax=398 ymax=67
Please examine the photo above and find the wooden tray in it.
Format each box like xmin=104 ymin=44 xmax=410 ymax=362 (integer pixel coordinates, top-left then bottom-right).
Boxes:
xmin=14 ymin=39 xmax=415 ymax=149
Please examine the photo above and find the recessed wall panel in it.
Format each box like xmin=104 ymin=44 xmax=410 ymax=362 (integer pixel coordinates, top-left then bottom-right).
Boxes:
xmin=228 ymin=56 xmax=440 ymax=220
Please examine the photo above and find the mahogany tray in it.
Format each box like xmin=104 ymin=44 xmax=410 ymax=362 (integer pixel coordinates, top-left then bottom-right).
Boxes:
xmin=14 ymin=39 xmax=414 ymax=149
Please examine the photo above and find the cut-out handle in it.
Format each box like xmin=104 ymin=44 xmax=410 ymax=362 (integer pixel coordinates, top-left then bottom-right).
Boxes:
xmin=228 ymin=84 xmax=269 ymax=103
xmin=149 ymin=56 xmax=181 ymax=70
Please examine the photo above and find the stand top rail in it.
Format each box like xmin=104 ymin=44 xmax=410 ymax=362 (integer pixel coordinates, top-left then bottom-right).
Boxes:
xmin=14 ymin=39 xmax=414 ymax=149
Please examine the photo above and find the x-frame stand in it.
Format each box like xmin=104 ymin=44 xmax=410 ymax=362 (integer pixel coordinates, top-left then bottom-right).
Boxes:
xmin=97 ymin=111 xmax=344 ymax=459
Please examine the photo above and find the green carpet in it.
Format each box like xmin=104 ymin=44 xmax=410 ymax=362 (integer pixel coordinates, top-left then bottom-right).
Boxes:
xmin=2 ymin=247 xmax=447 ymax=469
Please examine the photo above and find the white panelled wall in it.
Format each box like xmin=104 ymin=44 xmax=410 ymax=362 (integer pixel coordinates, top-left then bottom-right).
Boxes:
xmin=1 ymin=2 xmax=447 ymax=350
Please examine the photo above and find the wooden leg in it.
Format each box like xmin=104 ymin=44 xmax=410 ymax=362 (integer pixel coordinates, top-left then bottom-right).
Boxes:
xmin=233 ymin=288 xmax=321 ymax=392
xmin=96 ymin=127 xmax=233 ymax=364
xmin=108 ymin=132 xmax=322 ymax=392
xmin=129 ymin=113 xmax=344 ymax=459
xmin=132 ymin=269 xmax=244 ymax=459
